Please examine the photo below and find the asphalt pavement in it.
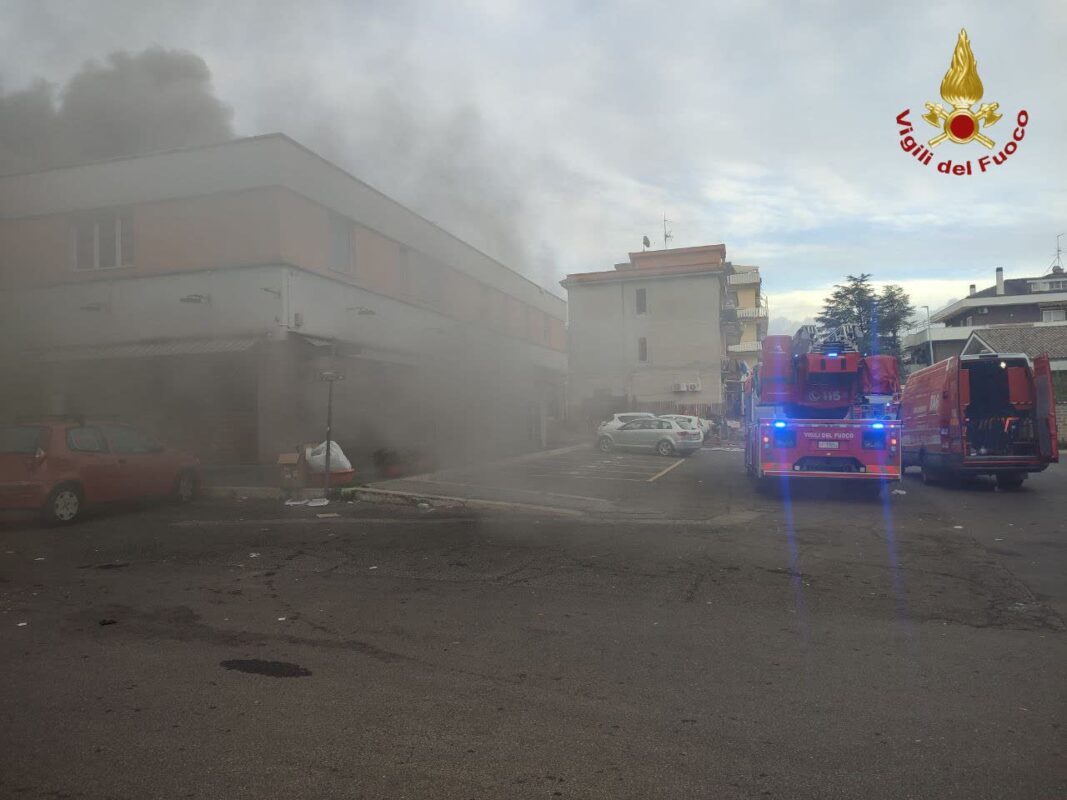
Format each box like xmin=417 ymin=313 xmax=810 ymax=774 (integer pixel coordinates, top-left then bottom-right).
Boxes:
xmin=1 ymin=448 xmax=1064 ymax=799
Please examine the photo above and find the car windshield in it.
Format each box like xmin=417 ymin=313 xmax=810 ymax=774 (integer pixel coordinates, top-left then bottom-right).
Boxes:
xmin=0 ymin=425 xmax=46 ymax=453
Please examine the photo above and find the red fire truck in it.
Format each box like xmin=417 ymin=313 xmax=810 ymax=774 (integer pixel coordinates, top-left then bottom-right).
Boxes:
xmin=743 ymin=325 xmax=902 ymax=487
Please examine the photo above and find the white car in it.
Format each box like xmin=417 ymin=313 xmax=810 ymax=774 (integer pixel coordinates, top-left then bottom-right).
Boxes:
xmin=597 ymin=412 xmax=656 ymax=434
xmin=659 ymin=414 xmax=710 ymax=440
xmin=597 ymin=418 xmax=703 ymax=456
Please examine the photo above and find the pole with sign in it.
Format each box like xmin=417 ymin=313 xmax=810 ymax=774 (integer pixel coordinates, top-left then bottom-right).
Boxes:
xmin=318 ymin=371 xmax=345 ymax=498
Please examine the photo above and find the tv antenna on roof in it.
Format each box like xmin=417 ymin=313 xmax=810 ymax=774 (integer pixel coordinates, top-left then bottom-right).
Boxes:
xmin=663 ymin=215 xmax=673 ymax=249
xmin=1054 ymin=233 xmax=1065 ymax=273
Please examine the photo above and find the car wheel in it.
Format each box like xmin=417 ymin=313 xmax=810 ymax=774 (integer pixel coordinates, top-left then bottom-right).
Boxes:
xmin=995 ymin=472 xmax=1025 ymax=490
xmin=45 ymin=483 xmax=83 ymax=525
xmin=175 ymin=470 xmax=197 ymax=504
xmin=657 ymin=439 xmax=675 ymax=457
xmin=597 ymin=436 xmax=614 ymax=453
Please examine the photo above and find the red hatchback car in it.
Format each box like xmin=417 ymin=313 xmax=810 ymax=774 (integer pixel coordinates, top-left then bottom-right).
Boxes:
xmin=0 ymin=419 xmax=199 ymax=524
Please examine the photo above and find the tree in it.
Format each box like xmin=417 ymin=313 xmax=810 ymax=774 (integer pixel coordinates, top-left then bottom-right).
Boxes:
xmin=817 ymin=274 xmax=914 ymax=357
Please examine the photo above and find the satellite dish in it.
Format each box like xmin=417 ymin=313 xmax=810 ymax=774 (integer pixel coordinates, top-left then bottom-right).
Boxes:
xmin=642 ymin=235 xmax=651 ymax=248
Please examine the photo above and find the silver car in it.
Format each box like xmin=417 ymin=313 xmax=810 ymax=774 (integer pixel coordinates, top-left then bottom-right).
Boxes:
xmin=658 ymin=414 xmax=710 ymax=440
xmin=597 ymin=418 xmax=703 ymax=456
xmin=597 ymin=412 xmax=656 ymax=434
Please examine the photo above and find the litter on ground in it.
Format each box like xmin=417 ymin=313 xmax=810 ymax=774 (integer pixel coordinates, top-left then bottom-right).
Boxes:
xmin=285 ymin=499 xmax=308 ymax=506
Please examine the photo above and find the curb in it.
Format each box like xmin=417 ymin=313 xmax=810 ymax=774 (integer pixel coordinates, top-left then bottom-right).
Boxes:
xmin=341 ymin=486 xmax=586 ymax=517
xmin=201 ymin=486 xmax=326 ymax=501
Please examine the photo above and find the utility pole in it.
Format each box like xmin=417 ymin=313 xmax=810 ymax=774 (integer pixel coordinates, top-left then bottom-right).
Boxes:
xmin=318 ymin=370 xmax=345 ymax=500
xmin=922 ymin=305 xmax=934 ymax=365
xmin=663 ymin=215 xmax=673 ymax=249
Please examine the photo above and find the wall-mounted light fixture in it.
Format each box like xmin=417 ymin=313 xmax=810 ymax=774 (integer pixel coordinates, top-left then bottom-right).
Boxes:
xmin=261 ymin=287 xmax=282 ymax=298
xmin=179 ymin=293 xmax=211 ymax=304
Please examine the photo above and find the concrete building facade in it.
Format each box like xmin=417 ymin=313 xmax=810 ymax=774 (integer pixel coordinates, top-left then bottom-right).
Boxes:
xmin=903 ymin=266 xmax=1067 ymax=371
xmin=560 ymin=245 xmax=741 ymax=422
xmin=0 ymin=134 xmax=567 ymax=467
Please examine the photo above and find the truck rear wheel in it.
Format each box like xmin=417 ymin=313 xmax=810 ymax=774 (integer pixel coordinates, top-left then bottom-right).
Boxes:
xmin=995 ymin=472 xmax=1025 ymax=490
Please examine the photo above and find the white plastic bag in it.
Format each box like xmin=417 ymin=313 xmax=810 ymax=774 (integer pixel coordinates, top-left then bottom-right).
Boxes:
xmin=306 ymin=441 xmax=351 ymax=473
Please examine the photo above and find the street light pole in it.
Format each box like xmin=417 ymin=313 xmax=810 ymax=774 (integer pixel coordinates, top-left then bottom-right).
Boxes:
xmin=318 ymin=370 xmax=345 ymax=500
xmin=922 ymin=305 xmax=934 ymax=365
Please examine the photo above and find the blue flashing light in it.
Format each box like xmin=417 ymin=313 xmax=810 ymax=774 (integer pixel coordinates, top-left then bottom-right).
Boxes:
xmin=826 ymin=352 xmax=839 ymax=358
xmin=773 ymin=421 xmax=787 ymax=429
xmin=871 ymin=422 xmax=885 ymax=430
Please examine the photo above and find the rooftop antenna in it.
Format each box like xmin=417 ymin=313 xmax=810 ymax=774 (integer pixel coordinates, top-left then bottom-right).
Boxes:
xmin=1055 ymin=233 xmax=1065 ymax=272
xmin=663 ymin=215 xmax=673 ymax=249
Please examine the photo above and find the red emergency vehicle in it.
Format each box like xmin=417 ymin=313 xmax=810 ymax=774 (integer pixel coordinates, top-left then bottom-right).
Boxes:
xmin=743 ymin=326 xmax=902 ymax=487
xmin=899 ymin=352 xmax=1058 ymax=488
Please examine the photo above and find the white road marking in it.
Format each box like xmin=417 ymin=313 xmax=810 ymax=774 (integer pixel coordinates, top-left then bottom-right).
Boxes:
xmin=647 ymin=459 xmax=687 ymax=482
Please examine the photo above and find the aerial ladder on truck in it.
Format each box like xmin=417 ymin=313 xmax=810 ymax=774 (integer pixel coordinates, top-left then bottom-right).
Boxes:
xmin=743 ymin=324 xmax=902 ymax=490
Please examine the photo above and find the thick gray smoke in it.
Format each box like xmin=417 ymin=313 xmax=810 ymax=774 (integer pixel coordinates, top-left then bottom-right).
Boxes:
xmin=0 ymin=47 xmax=233 ymax=175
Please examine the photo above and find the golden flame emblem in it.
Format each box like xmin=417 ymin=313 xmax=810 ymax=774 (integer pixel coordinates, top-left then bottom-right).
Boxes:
xmin=921 ymin=29 xmax=1002 ymax=149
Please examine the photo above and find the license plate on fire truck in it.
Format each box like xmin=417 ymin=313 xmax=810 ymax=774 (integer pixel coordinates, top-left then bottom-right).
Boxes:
xmin=817 ymin=441 xmax=840 ymax=450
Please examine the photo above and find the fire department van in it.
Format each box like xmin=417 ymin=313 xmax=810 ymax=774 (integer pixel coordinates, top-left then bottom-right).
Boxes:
xmin=899 ymin=352 xmax=1058 ymax=488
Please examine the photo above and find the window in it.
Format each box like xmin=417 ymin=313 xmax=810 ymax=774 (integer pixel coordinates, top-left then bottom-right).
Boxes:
xmin=657 ymin=420 xmax=673 ymax=430
xmin=99 ymin=425 xmax=153 ymax=454
xmin=73 ymin=213 xmax=133 ymax=271
xmin=638 ymin=337 xmax=647 ymax=362
xmin=66 ymin=426 xmax=107 ymax=453
xmin=1049 ymin=280 xmax=1067 ymax=291
xmin=0 ymin=426 xmax=46 ymax=454
xmin=1042 ymin=309 xmax=1066 ymax=322
xmin=329 ymin=214 xmax=353 ymax=273
xmin=636 ymin=288 xmax=647 ymax=314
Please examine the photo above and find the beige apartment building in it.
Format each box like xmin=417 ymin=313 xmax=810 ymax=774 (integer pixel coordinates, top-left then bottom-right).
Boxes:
xmin=561 ymin=244 xmax=759 ymax=421
xmin=0 ymin=134 xmax=567 ymax=466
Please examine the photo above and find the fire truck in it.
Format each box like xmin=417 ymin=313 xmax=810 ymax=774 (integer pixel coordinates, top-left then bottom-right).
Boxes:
xmin=743 ymin=325 xmax=902 ymax=487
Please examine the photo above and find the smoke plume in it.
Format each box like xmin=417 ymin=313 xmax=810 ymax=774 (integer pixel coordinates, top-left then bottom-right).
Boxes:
xmin=0 ymin=47 xmax=233 ymax=175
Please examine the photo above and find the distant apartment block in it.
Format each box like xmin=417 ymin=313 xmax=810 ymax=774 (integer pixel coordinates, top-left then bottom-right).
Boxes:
xmin=903 ymin=266 xmax=1067 ymax=368
xmin=560 ymin=245 xmax=760 ymax=420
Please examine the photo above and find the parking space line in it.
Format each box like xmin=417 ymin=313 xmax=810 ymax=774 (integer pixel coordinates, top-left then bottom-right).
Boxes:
xmin=529 ymin=474 xmax=648 ymax=482
xmin=647 ymin=458 xmax=686 ymax=482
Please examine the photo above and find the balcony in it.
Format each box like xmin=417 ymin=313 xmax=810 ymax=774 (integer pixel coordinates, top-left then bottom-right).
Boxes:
xmin=736 ymin=305 xmax=768 ymax=319
xmin=727 ymin=271 xmax=760 ymax=286
xmin=728 ymin=340 xmax=763 ymax=354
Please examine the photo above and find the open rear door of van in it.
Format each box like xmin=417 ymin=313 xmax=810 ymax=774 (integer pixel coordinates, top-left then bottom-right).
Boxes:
xmin=1033 ymin=355 xmax=1059 ymax=462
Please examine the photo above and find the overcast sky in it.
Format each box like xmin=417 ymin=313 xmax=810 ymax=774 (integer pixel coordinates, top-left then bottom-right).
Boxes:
xmin=1 ymin=0 xmax=1064 ymax=329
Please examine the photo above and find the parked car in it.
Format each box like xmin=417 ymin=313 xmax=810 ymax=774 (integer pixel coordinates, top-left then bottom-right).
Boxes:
xmin=597 ymin=412 xmax=656 ymax=434
xmin=658 ymin=414 xmax=711 ymax=440
xmin=0 ymin=419 xmax=200 ymax=523
xmin=597 ymin=418 xmax=703 ymax=456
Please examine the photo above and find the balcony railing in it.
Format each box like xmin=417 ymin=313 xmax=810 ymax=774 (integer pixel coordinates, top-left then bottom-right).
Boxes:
xmin=728 ymin=341 xmax=763 ymax=354
xmin=736 ymin=306 xmax=768 ymax=319
xmin=727 ymin=271 xmax=760 ymax=286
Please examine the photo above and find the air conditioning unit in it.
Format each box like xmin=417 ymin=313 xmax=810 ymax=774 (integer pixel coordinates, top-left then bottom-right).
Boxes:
xmin=671 ymin=382 xmax=686 ymax=392
xmin=686 ymin=382 xmax=701 ymax=392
